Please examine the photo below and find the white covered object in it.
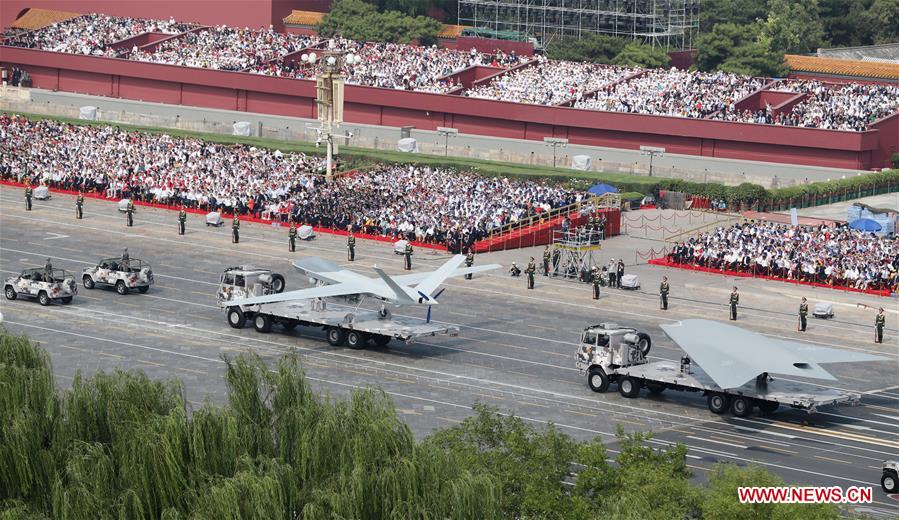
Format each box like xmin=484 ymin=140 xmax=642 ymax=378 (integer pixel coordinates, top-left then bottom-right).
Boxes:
xmin=79 ymin=106 xmax=98 ymax=120
xmin=232 ymin=121 xmax=252 ymax=136
xmin=812 ymin=301 xmax=834 ymax=319
xmin=117 ymin=198 xmax=131 ymax=212
xmin=298 ymin=225 xmax=315 ymax=240
xmin=571 ymin=155 xmax=592 ymax=171
xmin=620 ymin=274 xmax=640 ymax=289
xmin=394 ymin=239 xmax=408 ymax=254
xmin=33 ymin=185 xmax=50 ymax=200
xmin=397 ymin=138 xmax=418 ymax=153
xmin=206 ymin=212 xmax=223 ymax=227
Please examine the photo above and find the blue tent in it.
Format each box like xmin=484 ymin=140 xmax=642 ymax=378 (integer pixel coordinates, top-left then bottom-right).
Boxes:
xmin=849 ymin=218 xmax=882 ymax=232
xmin=587 ymin=183 xmax=619 ymax=196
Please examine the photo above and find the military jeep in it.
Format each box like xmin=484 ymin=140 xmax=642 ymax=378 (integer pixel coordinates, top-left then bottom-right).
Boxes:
xmin=4 ymin=267 xmax=77 ymax=305
xmin=82 ymin=257 xmax=154 ymax=295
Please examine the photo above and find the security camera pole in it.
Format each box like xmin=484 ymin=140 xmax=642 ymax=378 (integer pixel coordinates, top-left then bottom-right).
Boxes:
xmin=304 ymin=47 xmax=358 ymax=181
xmin=437 ymin=126 xmax=458 ymax=156
xmin=544 ymin=137 xmax=568 ymax=168
xmin=640 ymin=146 xmax=665 ymax=177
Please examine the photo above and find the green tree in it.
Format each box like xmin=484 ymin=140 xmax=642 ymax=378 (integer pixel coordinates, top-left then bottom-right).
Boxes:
xmin=319 ymin=0 xmax=441 ymax=45
xmin=819 ymin=0 xmax=873 ymax=47
xmin=764 ymin=0 xmax=826 ymax=53
xmin=700 ymin=0 xmax=768 ymax=30
xmin=718 ymin=36 xmax=789 ymax=78
xmin=546 ymin=34 xmax=628 ymax=63
xmin=863 ymin=0 xmax=899 ymax=43
xmin=612 ymin=42 xmax=672 ymax=68
xmin=695 ymin=22 xmax=758 ymax=71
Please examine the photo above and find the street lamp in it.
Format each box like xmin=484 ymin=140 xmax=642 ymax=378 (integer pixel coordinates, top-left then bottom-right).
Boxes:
xmin=306 ymin=50 xmax=358 ymax=181
xmin=436 ymin=126 xmax=458 ymax=156
xmin=544 ymin=137 xmax=568 ymax=168
xmin=640 ymin=145 xmax=665 ymax=177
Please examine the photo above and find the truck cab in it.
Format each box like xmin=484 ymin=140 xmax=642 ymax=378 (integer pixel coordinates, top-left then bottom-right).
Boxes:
xmin=576 ymin=323 xmax=651 ymax=392
xmin=217 ymin=266 xmax=285 ymax=306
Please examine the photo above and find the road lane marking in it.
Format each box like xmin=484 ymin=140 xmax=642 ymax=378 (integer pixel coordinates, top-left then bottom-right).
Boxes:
xmin=687 ymin=436 xmax=747 ymax=449
xmin=814 ymin=455 xmax=852 ymax=465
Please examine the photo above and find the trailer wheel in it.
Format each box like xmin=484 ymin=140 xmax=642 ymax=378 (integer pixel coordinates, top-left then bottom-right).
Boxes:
xmin=587 ymin=367 xmax=610 ymax=393
xmin=372 ymin=335 xmax=391 ymax=347
xmin=618 ymin=376 xmax=641 ymax=398
xmin=38 ymin=291 xmax=51 ymax=306
xmin=758 ymin=400 xmax=780 ymax=414
xmin=346 ymin=331 xmax=367 ymax=350
xmin=636 ymin=333 xmax=652 ymax=357
xmin=4 ymin=286 xmax=17 ymax=300
xmin=227 ymin=307 xmax=246 ymax=329
xmin=271 ymin=273 xmax=285 ymax=293
xmin=326 ymin=327 xmax=346 ymax=346
xmin=731 ymin=396 xmax=754 ymax=417
xmin=646 ymin=382 xmax=665 ymax=395
xmin=707 ymin=393 xmax=730 ymax=414
xmin=883 ymin=471 xmax=898 ymax=494
xmin=82 ymin=275 xmax=95 ymax=289
xmin=115 ymin=280 xmax=128 ymax=295
xmin=253 ymin=314 xmax=272 ymax=333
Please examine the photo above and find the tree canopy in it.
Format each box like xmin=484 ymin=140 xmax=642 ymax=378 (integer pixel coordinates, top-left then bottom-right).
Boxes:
xmin=318 ymin=0 xmax=442 ymax=45
xmin=611 ymin=42 xmax=672 ymax=68
xmin=695 ymin=22 xmax=788 ymax=77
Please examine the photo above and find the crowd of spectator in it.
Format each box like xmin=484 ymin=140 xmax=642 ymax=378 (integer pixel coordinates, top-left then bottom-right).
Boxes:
xmin=574 ymin=69 xmax=766 ymax=119
xmin=0 ymin=114 xmax=581 ymax=248
xmin=4 ymin=13 xmax=192 ymax=56
xmin=711 ymin=80 xmax=899 ymax=131
xmin=668 ymin=221 xmax=898 ymax=292
xmin=463 ymin=57 xmax=635 ymax=105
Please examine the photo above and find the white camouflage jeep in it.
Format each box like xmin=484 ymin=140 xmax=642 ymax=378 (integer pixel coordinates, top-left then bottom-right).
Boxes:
xmin=82 ymin=257 xmax=154 ymax=295
xmin=4 ymin=267 xmax=77 ymax=305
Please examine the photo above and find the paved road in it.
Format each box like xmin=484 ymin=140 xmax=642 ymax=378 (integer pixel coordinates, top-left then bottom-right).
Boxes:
xmin=1 ymin=186 xmax=897 ymax=516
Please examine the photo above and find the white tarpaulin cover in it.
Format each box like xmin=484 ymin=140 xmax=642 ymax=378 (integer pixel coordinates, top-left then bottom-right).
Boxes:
xmin=572 ymin=155 xmax=592 ymax=171
xmin=394 ymin=239 xmax=409 ymax=253
xmin=206 ymin=212 xmax=223 ymax=226
xmin=397 ymin=138 xmax=418 ymax=153
xmin=232 ymin=121 xmax=252 ymax=136
xmin=33 ymin=185 xmax=50 ymax=199
xmin=117 ymin=199 xmax=131 ymax=212
xmin=298 ymin=225 xmax=315 ymax=239
xmin=79 ymin=106 xmax=98 ymax=120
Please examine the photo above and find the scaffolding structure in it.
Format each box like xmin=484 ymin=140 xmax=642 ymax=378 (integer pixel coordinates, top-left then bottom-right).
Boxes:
xmin=458 ymin=0 xmax=700 ymax=50
xmin=551 ymin=228 xmax=603 ymax=281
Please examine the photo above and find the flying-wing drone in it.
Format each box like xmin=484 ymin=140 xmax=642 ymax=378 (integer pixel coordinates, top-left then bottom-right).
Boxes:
xmin=228 ymin=255 xmax=500 ymax=310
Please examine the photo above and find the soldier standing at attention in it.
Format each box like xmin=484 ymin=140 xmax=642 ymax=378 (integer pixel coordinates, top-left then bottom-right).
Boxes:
xmin=232 ymin=215 xmax=240 ymax=244
xmin=404 ymin=242 xmax=414 ymax=270
xmin=25 ymin=183 xmax=33 ymax=211
xmin=659 ymin=276 xmax=670 ymax=310
xmin=464 ymin=248 xmax=475 ymax=280
xmin=592 ymin=267 xmax=601 ymax=300
xmin=798 ymin=297 xmax=808 ymax=332
xmin=347 ymin=228 xmax=356 ymax=261
xmin=729 ymin=286 xmax=740 ymax=321
xmin=288 ymin=221 xmax=297 ymax=252
xmin=178 ymin=206 xmax=187 ymax=235
xmin=76 ymin=191 xmax=85 ymax=219
xmin=875 ymin=307 xmax=886 ymax=344
xmin=126 ymin=199 xmax=135 ymax=227
xmin=525 ymin=257 xmax=536 ymax=289
xmin=542 ymin=245 xmax=551 ymax=276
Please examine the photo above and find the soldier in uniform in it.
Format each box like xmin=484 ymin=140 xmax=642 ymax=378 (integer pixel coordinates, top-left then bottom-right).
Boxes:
xmin=659 ymin=276 xmax=670 ymax=310
xmin=542 ymin=246 xmax=551 ymax=276
xmin=76 ymin=191 xmax=85 ymax=219
xmin=288 ymin=221 xmax=297 ymax=252
xmin=126 ymin=199 xmax=135 ymax=227
xmin=616 ymin=259 xmax=625 ymax=289
xmin=607 ymin=258 xmax=617 ymax=288
xmin=178 ymin=206 xmax=187 ymax=235
xmin=798 ymin=297 xmax=808 ymax=332
xmin=729 ymin=286 xmax=740 ymax=320
xmin=591 ymin=267 xmax=601 ymax=300
xmin=43 ymin=257 xmax=53 ymax=282
xmin=403 ymin=242 xmax=414 ymax=270
xmin=232 ymin=215 xmax=240 ymax=244
xmin=121 ymin=248 xmax=130 ymax=271
xmin=25 ymin=184 xmax=33 ymax=211
xmin=347 ymin=228 xmax=356 ymax=261
xmin=875 ymin=307 xmax=885 ymax=344
xmin=464 ymin=248 xmax=475 ymax=280
xmin=525 ymin=257 xmax=536 ymax=289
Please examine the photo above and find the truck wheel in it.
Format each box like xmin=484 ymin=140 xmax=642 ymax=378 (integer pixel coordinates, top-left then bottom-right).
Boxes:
xmin=646 ymin=382 xmax=665 ymax=395
xmin=271 ymin=273 xmax=285 ymax=293
xmin=618 ymin=376 xmax=641 ymax=398
xmin=227 ymin=307 xmax=246 ymax=329
xmin=326 ymin=327 xmax=346 ymax=346
xmin=346 ymin=331 xmax=367 ymax=349
xmin=38 ymin=291 xmax=51 ymax=306
xmin=4 ymin=286 xmax=16 ymax=300
xmin=758 ymin=400 xmax=780 ymax=414
xmin=731 ymin=396 xmax=754 ymax=417
xmin=883 ymin=471 xmax=898 ymax=494
xmin=137 ymin=286 xmax=149 ymax=294
xmin=253 ymin=314 xmax=272 ymax=333
xmin=707 ymin=393 xmax=731 ymax=414
xmin=372 ymin=335 xmax=391 ymax=347
xmin=587 ymin=367 xmax=610 ymax=393
xmin=636 ymin=333 xmax=651 ymax=357
xmin=115 ymin=280 xmax=128 ymax=295
xmin=61 ymin=296 xmax=73 ymax=304
xmin=82 ymin=275 xmax=95 ymax=289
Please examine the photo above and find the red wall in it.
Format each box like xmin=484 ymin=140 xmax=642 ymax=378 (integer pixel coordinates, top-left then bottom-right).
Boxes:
xmin=2 ymin=45 xmax=896 ymax=171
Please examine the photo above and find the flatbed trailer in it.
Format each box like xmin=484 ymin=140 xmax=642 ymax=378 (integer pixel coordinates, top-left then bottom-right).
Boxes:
xmin=574 ymin=323 xmax=861 ymax=417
